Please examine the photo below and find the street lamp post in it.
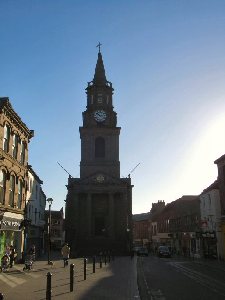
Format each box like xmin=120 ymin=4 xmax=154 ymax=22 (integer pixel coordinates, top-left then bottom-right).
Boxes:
xmin=47 ymin=198 xmax=53 ymax=265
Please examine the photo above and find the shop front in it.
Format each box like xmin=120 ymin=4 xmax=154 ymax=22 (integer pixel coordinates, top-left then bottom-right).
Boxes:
xmin=201 ymin=231 xmax=217 ymax=258
xmin=0 ymin=212 xmax=23 ymax=260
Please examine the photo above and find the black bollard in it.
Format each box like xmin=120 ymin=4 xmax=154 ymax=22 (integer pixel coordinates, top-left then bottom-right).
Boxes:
xmin=0 ymin=293 xmax=4 ymax=300
xmin=108 ymin=252 xmax=111 ymax=263
xmin=93 ymin=256 xmax=96 ymax=273
xmin=104 ymin=254 xmax=107 ymax=265
xmin=70 ymin=264 xmax=74 ymax=292
xmin=84 ymin=258 xmax=87 ymax=280
xmin=46 ymin=272 xmax=52 ymax=300
xmin=100 ymin=255 xmax=102 ymax=268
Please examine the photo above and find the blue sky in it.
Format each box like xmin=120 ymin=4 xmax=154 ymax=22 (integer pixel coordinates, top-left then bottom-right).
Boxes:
xmin=1 ymin=1 xmax=225 ymax=213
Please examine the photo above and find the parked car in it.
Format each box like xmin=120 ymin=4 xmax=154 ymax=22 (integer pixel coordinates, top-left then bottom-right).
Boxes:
xmin=158 ymin=245 xmax=171 ymax=258
xmin=137 ymin=247 xmax=148 ymax=256
xmin=133 ymin=246 xmax=141 ymax=254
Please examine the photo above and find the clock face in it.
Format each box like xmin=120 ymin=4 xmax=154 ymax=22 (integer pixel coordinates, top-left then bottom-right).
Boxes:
xmin=94 ymin=110 xmax=106 ymax=122
xmin=96 ymin=174 xmax=105 ymax=183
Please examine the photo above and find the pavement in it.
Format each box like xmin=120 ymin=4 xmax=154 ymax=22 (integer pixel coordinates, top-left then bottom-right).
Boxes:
xmin=0 ymin=254 xmax=140 ymax=300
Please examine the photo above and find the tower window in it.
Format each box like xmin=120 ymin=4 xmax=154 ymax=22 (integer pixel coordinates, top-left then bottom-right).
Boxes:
xmin=95 ymin=137 xmax=105 ymax=158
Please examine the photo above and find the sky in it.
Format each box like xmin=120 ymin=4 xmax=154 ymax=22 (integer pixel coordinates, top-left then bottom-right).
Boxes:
xmin=1 ymin=0 xmax=225 ymax=214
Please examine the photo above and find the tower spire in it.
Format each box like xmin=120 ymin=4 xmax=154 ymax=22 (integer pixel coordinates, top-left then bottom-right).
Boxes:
xmin=93 ymin=43 xmax=107 ymax=85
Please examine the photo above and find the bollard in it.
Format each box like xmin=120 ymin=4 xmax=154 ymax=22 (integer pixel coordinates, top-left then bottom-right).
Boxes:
xmin=84 ymin=258 xmax=87 ymax=280
xmin=93 ymin=256 xmax=96 ymax=273
xmin=108 ymin=252 xmax=111 ymax=263
xmin=100 ymin=255 xmax=102 ymax=268
xmin=70 ymin=264 xmax=74 ymax=292
xmin=0 ymin=293 xmax=4 ymax=300
xmin=46 ymin=272 xmax=52 ymax=300
xmin=104 ymin=254 xmax=107 ymax=265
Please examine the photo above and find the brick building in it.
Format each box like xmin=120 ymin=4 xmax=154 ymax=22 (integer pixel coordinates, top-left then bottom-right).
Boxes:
xmin=133 ymin=213 xmax=150 ymax=247
xmin=0 ymin=97 xmax=34 ymax=259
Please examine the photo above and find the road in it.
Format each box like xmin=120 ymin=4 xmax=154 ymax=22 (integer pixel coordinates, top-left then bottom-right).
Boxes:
xmin=137 ymin=255 xmax=225 ymax=300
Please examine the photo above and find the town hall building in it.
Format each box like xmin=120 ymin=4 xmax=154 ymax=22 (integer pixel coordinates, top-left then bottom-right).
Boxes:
xmin=65 ymin=48 xmax=133 ymax=256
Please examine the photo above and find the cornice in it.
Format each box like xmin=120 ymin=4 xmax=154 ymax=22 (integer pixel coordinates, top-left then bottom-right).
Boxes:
xmin=0 ymin=98 xmax=34 ymax=140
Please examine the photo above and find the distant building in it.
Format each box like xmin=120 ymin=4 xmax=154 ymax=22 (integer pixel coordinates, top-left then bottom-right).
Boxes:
xmin=26 ymin=165 xmax=46 ymax=257
xmin=199 ymin=180 xmax=221 ymax=258
xmin=214 ymin=154 xmax=225 ymax=259
xmin=0 ymin=97 xmax=34 ymax=259
xmin=152 ymin=196 xmax=200 ymax=256
xmin=45 ymin=208 xmax=64 ymax=251
xmin=133 ymin=213 xmax=150 ymax=247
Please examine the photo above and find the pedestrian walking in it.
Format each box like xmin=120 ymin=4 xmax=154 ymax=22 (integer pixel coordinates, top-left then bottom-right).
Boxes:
xmin=28 ymin=244 xmax=36 ymax=261
xmin=61 ymin=243 xmax=70 ymax=267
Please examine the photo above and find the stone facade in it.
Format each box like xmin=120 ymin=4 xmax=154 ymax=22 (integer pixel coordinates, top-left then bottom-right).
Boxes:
xmin=65 ymin=51 xmax=133 ymax=256
xmin=26 ymin=165 xmax=46 ymax=257
xmin=0 ymin=97 xmax=34 ymax=259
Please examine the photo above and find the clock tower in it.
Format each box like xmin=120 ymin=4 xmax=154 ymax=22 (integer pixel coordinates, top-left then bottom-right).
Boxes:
xmin=65 ymin=48 xmax=133 ymax=256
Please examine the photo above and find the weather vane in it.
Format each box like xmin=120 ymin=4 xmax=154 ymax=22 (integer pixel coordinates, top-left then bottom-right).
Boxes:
xmin=96 ymin=42 xmax=102 ymax=53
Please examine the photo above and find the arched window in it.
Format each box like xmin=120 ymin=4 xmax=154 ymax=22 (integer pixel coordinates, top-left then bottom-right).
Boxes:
xmin=0 ymin=170 xmax=6 ymax=204
xmin=9 ymin=175 xmax=15 ymax=207
xmin=95 ymin=137 xmax=105 ymax=158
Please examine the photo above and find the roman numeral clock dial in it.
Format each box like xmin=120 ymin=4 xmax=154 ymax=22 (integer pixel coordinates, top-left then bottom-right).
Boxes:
xmin=94 ymin=110 xmax=107 ymax=122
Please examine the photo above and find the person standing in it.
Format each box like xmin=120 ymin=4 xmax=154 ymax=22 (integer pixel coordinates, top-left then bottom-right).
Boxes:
xmin=9 ymin=245 xmax=15 ymax=268
xmin=61 ymin=243 xmax=70 ymax=267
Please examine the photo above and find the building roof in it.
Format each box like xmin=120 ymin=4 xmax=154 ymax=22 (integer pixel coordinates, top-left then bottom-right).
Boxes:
xmin=152 ymin=195 xmax=199 ymax=222
xmin=45 ymin=207 xmax=64 ymax=218
xmin=0 ymin=97 xmax=34 ymax=139
xmin=28 ymin=165 xmax=43 ymax=184
xmin=200 ymin=180 xmax=218 ymax=194
xmin=133 ymin=212 xmax=150 ymax=222
xmin=214 ymin=154 xmax=225 ymax=164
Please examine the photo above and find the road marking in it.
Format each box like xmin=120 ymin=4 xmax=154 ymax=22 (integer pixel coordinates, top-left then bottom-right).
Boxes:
xmin=140 ymin=258 xmax=166 ymax=300
xmin=0 ymin=273 xmax=26 ymax=287
xmin=168 ymin=261 xmax=225 ymax=297
xmin=0 ymin=274 xmax=17 ymax=287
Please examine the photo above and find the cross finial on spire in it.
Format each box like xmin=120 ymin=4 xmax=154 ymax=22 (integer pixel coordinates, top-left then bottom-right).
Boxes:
xmin=96 ymin=42 xmax=102 ymax=53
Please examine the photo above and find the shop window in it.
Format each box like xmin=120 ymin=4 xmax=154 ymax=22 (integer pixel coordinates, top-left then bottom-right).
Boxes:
xmin=95 ymin=137 xmax=105 ymax=158
xmin=17 ymin=179 xmax=22 ymax=209
xmin=3 ymin=124 xmax=10 ymax=152
xmin=0 ymin=170 xmax=6 ymax=204
xmin=9 ymin=175 xmax=15 ymax=207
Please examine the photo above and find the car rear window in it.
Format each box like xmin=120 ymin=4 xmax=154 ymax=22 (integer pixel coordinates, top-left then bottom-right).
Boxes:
xmin=159 ymin=246 xmax=169 ymax=251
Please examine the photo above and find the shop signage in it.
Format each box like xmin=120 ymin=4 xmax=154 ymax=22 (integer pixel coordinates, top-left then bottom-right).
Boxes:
xmin=0 ymin=217 xmax=21 ymax=230
xmin=201 ymin=232 xmax=215 ymax=238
